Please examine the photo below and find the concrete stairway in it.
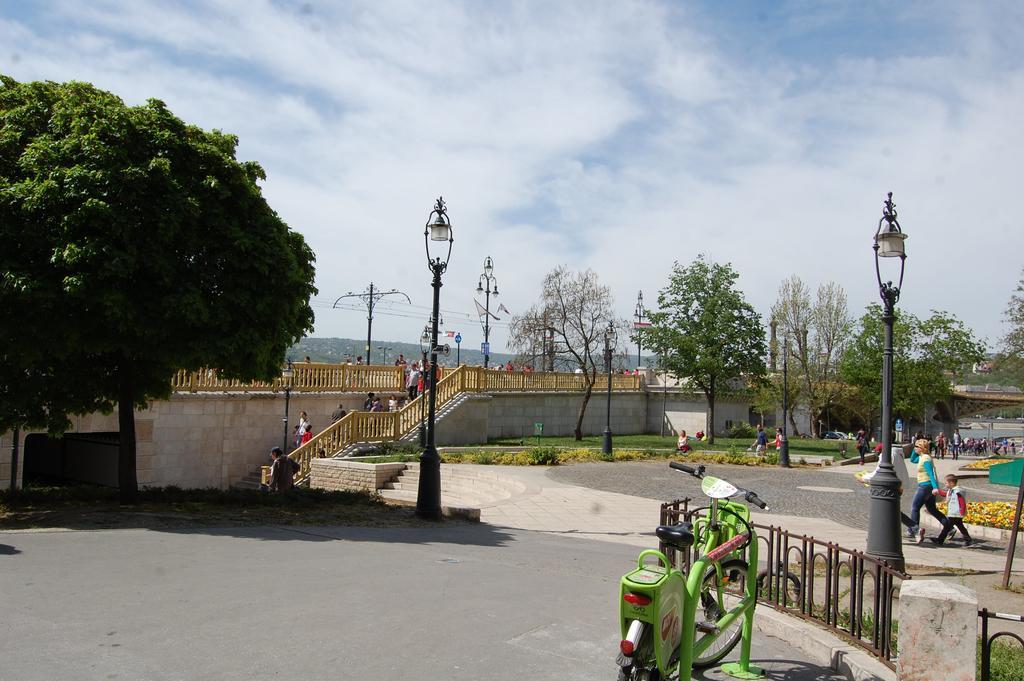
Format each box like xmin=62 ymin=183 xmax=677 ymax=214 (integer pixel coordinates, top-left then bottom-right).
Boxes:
xmin=378 ymin=462 xmax=528 ymax=508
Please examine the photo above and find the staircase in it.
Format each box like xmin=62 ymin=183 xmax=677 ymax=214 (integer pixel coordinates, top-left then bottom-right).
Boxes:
xmin=378 ymin=462 xmax=527 ymax=508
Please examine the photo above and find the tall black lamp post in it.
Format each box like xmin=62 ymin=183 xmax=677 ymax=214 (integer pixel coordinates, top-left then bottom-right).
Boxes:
xmin=281 ymin=359 xmax=294 ymax=453
xmin=419 ymin=325 xmax=430 ymax=447
xmin=416 ymin=197 xmax=453 ymax=521
xmin=867 ymin=191 xmax=908 ymax=571
xmin=602 ymin=321 xmax=617 ymax=455
xmin=634 ymin=290 xmax=645 ymax=371
xmin=779 ymin=339 xmax=790 ymax=468
xmin=476 ymin=257 xmax=499 ymax=369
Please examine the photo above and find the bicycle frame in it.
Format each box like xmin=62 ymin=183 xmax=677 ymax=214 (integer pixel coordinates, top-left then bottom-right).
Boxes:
xmin=680 ymin=497 xmax=763 ymax=679
xmin=618 ymin=492 xmax=765 ymax=680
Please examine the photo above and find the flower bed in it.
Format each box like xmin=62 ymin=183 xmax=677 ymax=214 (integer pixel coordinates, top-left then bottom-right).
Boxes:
xmin=937 ymin=501 xmax=1024 ymax=530
xmin=961 ymin=458 xmax=1011 ymax=471
xmin=439 ymin=447 xmax=783 ymax=467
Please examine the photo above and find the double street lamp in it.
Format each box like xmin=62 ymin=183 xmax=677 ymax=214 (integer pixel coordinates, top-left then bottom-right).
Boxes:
xmin=419 ymin=325 xmax=430 ymax=448
xmin=603 ymin=321 xmax=617 ymax=456
xmin=416 ymin=197 xmax=453 ymax=521
xmin=867 ymin=191 xmax=908 ymax=571
xmin=476 ymin=257 xmax=499 ymax=368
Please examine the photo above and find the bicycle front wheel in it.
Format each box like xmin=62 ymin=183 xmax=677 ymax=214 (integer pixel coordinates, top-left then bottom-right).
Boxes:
xmin=692 ymin=558 xmax=748 ymax=668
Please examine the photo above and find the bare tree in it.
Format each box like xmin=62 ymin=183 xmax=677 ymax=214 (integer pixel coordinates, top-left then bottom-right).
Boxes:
xmin=508 ymin=267 xmax=618 ymax=440
xmin=772 ymin=277 xmax=852 ymax=437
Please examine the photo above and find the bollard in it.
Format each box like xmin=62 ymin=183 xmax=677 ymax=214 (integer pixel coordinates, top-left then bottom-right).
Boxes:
xmin=897 ymin=580 xmax=977 ymax=680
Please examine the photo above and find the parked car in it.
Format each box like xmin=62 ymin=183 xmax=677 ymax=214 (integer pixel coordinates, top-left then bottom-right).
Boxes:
xmin=823 ymin=431 xmax=849 ymax=440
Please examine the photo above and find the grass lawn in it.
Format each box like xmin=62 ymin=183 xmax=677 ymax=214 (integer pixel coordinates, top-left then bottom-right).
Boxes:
xmin=487 ymin=434 xmax=854 ymax=460
xmin=0 ymin=483 xmax=444 ymax=531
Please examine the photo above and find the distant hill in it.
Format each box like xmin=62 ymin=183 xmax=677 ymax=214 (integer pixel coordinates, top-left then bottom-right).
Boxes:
xmin=288 ymin=337 xmax=516 ymax=367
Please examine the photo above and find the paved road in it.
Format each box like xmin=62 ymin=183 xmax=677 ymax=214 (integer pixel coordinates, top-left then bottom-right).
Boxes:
xmin=548 ymin=460 xmax=1013 ymax=532
xmin=0 ymin=525 xmax=844 ymax=681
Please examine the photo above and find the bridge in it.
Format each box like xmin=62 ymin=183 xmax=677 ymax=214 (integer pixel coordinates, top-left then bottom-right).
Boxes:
xmin=931 ymin=385 xmax=1024 ymax=426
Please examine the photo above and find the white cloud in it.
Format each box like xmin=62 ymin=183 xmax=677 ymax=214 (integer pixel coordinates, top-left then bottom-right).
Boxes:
xmin=3 ymin=0 xmax=1023 ymax=353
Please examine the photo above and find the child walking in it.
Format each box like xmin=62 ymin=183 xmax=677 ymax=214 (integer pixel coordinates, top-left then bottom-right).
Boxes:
xmin=929 ymin=474 xmax=973 ymax=546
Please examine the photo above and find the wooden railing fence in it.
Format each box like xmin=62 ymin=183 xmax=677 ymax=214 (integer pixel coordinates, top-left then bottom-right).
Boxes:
xmin=254 ymin=365 xmax=643 ymax=485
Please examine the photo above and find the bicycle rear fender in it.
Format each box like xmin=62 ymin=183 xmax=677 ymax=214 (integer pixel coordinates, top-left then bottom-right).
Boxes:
xmin=620 ymin=550 xmax=686 ymax=671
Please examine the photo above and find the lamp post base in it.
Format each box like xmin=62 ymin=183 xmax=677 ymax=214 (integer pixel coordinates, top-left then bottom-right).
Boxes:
xmin=602 ymin=428 xmax=613 ymax=456
xmin=779 ymin=437 xmax=790 ymax=468
xmin=415 ymin=445 xmax=442 ymax=521
xmin=866 ymin=465 xmax=905 ymax=572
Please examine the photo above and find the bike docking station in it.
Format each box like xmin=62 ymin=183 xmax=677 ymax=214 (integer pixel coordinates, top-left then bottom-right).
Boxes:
xmin=617 ymin=463 xmax=768 ymax=680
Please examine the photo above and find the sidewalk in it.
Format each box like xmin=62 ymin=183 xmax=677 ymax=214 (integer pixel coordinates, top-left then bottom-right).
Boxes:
xmin=477 ymin=464 xmax=1022 ymax=575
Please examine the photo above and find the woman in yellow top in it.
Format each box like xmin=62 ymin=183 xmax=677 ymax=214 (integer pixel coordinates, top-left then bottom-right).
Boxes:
xmin=908 ymin=432 xmax=947 ymax=544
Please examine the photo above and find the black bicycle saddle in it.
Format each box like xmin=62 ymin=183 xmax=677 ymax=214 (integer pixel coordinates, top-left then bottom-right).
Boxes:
xmin=655 ymin=522 xmax=694 ymax=549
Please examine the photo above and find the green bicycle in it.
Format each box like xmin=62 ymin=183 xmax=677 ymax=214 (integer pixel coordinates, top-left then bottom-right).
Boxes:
xmin=616 ymin=462 xmax=769 ymax=680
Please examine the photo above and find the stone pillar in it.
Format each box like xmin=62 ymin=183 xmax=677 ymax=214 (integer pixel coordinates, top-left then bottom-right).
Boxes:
xmin=897 ymin=580 xmax=977 ymax=681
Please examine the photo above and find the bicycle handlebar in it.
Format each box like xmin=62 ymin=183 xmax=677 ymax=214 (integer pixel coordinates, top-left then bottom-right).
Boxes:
xmin=669 ymin=462 xmax=770 ymax=510
xmin=669 ymin=461 xmax=703 ymax=477
xmin=744 ymin=491 xmax=769 ymax=510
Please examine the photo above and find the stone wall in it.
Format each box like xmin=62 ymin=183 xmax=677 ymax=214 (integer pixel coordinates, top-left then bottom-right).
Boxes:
xmin=309 ymin=459 xmax=406 ymax=492
xmin=644 ymin=390 xmax=753 ymax=436
xmin=1 ymin=392 xmax=367 ymax=490
xmin=1 ymin=387 xmax=762 ymax=490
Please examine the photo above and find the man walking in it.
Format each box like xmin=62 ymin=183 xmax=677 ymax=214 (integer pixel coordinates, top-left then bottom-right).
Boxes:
xmin=268 ymin=447 xmax=300 ymax=492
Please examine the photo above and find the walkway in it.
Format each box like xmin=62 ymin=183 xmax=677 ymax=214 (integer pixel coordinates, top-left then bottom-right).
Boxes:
xmin=478 ymin=458 xmax=1023 ymax=573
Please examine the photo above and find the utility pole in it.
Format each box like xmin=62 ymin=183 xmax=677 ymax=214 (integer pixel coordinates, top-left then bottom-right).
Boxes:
xmin=334 ymin=282 xmax=410 ymax=365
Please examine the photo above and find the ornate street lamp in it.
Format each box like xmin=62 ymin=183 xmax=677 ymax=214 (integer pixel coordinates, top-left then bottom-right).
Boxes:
xmin=281 ymin=359 xmax=294 ymax=453
xmin=416 ymin=197 xmax=453 ymax=520
xmin=602 ymin=321 xmax=617 ymax=455
xmin=867 ymin=191 xmax=908 ymax=571
xmin=476 ymin=257 xmax=499 ymax=368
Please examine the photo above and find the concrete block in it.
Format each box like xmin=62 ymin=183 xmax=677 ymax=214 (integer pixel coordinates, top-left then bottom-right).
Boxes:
xmin=897 ymin=580 xmax=976 ymax=681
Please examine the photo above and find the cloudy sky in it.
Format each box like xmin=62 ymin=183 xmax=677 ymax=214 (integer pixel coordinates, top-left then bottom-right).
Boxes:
xmin=3 ymin=1 xmax=1022 ymax=356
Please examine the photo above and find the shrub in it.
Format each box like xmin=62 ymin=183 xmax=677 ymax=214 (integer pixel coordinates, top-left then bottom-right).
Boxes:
xmin=527 ymin=447 xmax=560 ymax=466
xmin=726 ymin=422 xmax=758 ymax=439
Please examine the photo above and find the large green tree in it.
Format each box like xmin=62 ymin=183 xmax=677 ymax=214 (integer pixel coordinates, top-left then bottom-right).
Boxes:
xmin=0 ymin=76 xmax=316 ymax=500
xmin=839 ymin=306 xmax=985 ymax=429
xmin=645 ymin=256 xmax=767 ymax=444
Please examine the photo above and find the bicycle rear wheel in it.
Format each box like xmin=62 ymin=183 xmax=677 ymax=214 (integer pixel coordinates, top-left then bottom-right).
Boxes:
xmin=692 ymin=558 xmax=748 ymax=668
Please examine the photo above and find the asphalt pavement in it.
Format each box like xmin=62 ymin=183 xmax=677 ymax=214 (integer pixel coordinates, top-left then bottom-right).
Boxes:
xmin=0 ymin=524 xmax=845 ymax=681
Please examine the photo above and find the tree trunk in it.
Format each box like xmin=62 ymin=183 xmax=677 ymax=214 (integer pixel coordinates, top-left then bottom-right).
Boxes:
xmin=788 ymin=410 xmax=800 ymax=438
xmin=118 ymin=366 xmax=139 ymax=504
xmin=706 ymin=375 xmax=715 ymax=445
xmin=575 ymin=382 xmax=594 ymax=441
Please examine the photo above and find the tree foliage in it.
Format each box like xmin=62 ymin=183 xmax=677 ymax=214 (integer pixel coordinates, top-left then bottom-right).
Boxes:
xmin=0 ymin=76 xmax=316 ymax=498
xmin=839 ymin=305 xmax=985 ymax=426
xmin=1003 ymin=267 xmax=1024 ymax=386
xmin=645 ymin=256 xmax=766 ymax=444
xmin=508 ymin=267 xmax=620 ymax=440
xmin=771 ymin=276 xmax=852 ymax=436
